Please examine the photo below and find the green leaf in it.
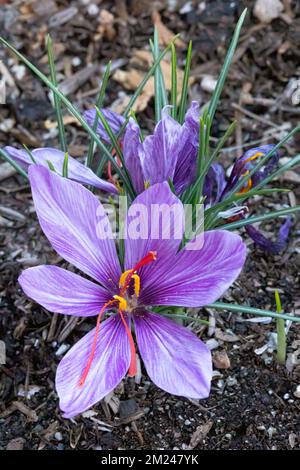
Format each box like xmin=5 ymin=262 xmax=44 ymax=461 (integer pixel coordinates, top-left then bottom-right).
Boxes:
xmin=219 ymin=205 xmax=300 ymax=231
xmin=23 ymin=145 xmax=37 ymax=164
xmin=207 ymin=301 xmax=300 ymax=323
xmin=47 ymin=34 xmax=67 ymax=153
xmin=86 ymin=61 xmax=111 ymax=169
xmin=207 ymin=8 xmax=247 ymax=122
xmin=0 ymin=148 xmax=28 ymax=180
xmin=178 ymin=40 xmax=192 ymax=124
xmin=62 ymin=152 xmax=69 ymax=178
xmin=170 ymin=43 xmax=177 ymax=119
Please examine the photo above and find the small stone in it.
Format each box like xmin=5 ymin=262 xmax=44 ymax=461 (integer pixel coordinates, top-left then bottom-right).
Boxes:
xmin=6 ymin=438 xmax=25 ymax=450
xmin=254 ymin=0 xmax=283 ymax=24
xmin=55 ymin=432 xmax=63 ymax=441
xmin=293 ymin=385 xmax=300 ymax=398
xmin=213 ymin=350 xmax=231 ymax=369
xmin=201 ymin=75 xmax=217 ymax=94
xmin=226 ymin=376 xmax=238 ymax=387
xmin=184 ymin=419 xmax=191 ymax=426
xmin=87 ymin=4 xmax=99 ymax=16
xmin=206 ymin=338 xmax=219 ymax=350
xmin=283 ymin=393 xmax=290 ymax=400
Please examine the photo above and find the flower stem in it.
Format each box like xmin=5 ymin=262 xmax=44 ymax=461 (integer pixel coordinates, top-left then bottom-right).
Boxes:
xmin=275 ymin=290 xmax=286 ymax=366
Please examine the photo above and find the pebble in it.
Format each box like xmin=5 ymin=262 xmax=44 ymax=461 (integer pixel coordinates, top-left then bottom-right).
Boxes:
xmin=226 ymin=376 xmax=238 ymax=387
xmin=201 ymin=75 xmax=217 ymax=94
xmin=55 ymin=432 xmax=63 ymax=442
xmin=87 ymin=4 xmax=99 ymax=16
xmin=293 ymin=385 xmax=300 ymax=398
xmin=254 ymin=0 xmax=283 ymax=24
xmin=213 ymin=350 xmax=231 ymax=369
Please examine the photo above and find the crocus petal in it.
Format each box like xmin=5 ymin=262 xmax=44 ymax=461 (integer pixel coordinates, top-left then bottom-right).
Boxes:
xmin=29 ymin=165 xmax=121 ymax=292
xmin=4 ymin=146 xmax=118 ymax=194
xmin=139 ymin=107 xmax=182 ymax=185
xmin=122 ymin=118 xmax=145 ymax=194
xmin=140 ymin=230 xmax=246 ymax=307
xmin=124 ymin=182 xmax=184 ymax=283
xmin=19 ymin=266 xmax=111 ymax=316
xmin=245 ymin=217 xmax=292 ymax=253
xmin=134 ymin=311 xmax=212 ymax=399
xmin=56 ymin=315 xmax=130 ymax=417
xmin=83 ymin=108 xmax=126 ymax=144
xmin=203 ymin=163 xmax=227 ymax=207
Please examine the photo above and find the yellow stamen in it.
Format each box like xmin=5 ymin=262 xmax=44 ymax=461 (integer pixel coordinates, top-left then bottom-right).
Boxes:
xmin=245 ymin=151 xmax=264 ymax=163
xmin=236 ymin=170 xmax=253 ymax=195
xmin=119 ymin=269 xmax=133 ymax=288
xmin=131 ymin=274 xmax=141 ymax=298
xmin=113 ymin=295 xmax=127 ymax=311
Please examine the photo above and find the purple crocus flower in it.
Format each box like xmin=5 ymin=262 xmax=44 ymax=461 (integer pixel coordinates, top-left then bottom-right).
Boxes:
xmin=19 ymin=165 xmax=246 ymax=418
xmin=203 ymin=145 xmax=292 ymax=253
xmin=123 ymin=103 xmax=200 ymax=195
xmin=83 ymin=108 xmax=126 ymax=144
xmin=3 ymin=146 xmax=118 ymax=194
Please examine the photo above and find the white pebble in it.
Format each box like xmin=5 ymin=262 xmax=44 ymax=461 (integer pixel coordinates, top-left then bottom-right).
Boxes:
xmin=87 ymin=4 xmax=99 ymax=16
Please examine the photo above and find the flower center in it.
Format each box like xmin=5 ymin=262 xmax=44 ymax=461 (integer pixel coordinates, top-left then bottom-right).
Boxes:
xmin=236 ymin=151 xmax=263 ymax=196
xmin=78 ymin=251 xmax=157 ymax=387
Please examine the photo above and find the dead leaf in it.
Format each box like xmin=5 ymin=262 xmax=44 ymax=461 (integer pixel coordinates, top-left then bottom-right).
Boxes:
xmin=113 ymin=50 xmax=193 ymax=112
xmin=188 ymin=421 xmax=213 ymax=449
xmin=215 ymin=328 xmax=240 ymax=343
xmin=96 ymin=9 xmax=116 ymax=41
xmin=152 ymin=10 xmax=184 ymax=48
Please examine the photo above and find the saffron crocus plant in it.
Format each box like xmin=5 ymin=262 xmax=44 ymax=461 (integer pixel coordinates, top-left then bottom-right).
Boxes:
xmin=19 ymin=165 xmax=246 ymax=418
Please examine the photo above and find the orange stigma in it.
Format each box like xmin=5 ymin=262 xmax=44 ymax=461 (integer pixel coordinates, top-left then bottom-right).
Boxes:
xmin=79 ymin=251 xmax=156 ymax=387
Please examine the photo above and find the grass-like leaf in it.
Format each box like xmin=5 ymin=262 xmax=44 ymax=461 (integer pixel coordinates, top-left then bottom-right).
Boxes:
xmin=86 ymin=61 xmax=111 ymax=169
xmin=218 ymin=205 xmax=300 ymax=231
xmin=62 ymin=152 xmax=69 ymax=178
xmin=207 ymin=8 xmax=247 ymax=122
xmin=47 ymin=35 xmax=67 ymax=153
xmin=177 ymin=40 xmax=192 ymax=124
xmin=207 ymin=301 xmax=300 ymax=323
xmin=170 ymin=43 xmax=177 ymax=119
xmin=0 ymin=148 xmax=28 ymax=180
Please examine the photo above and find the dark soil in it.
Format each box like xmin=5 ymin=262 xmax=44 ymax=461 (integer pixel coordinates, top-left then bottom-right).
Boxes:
xmin=1 ymin=0 xmax=300 ymax=450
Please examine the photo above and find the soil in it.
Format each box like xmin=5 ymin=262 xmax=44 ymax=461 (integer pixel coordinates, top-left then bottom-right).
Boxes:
xmin=0 ymin=0 xmax=300 ymax=450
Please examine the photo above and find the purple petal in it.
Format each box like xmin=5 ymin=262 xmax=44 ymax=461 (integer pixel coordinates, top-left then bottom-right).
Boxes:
xmin=139 ymin=107 xmax=182 ymax=185
xmin=140 ymin=230 xmax=246 ymax=307
xmin=171 ymin=102 xmax=200 ymax=194
xmin=221 ymin=144 xmax=279 ymax=197
xmin=19 ymin=266 xmax=111 ymax=316
xmin=83 ymin=108 xmax=126 ymax=144
xmin=124 ymin=182 xmax=184 ymax=284
xmin=245 ymin=217 xmax=292 ymax=253
xmin=29 ymin=165 xmax=121 ymax=292
xmin=134 ymin=310 xmax=212 ymax=399
xmin=56 ymin=315 xmax=130 ymax=417
xmin=4 ymin=146 xmax=118 ymax=194
xmin=122 ymin=118 xmax=145 ymax=194
xmin=203 ymin=163 xmax=227 ymax=207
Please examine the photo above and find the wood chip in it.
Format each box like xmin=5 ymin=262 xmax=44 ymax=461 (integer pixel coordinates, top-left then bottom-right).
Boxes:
xmin=6 ymin=437 xmax=25 ymax=451
xmin=213 ymin=350 xmax=231 ymax=369
xmin=188 ymin=421 xmax=213 ymax=449
xmin=12 ymin=401 xmax=39 ymax=422
xmin=152 ymin=10 xmax=184 ymax=47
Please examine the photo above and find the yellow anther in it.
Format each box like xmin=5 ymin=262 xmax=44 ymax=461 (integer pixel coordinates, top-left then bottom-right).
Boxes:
xmin=245 ymin=151 xmax=264 ymax=163
xmin=119 ymin=269 xmax=133 ymax=288
xmin=113 ymin=295 xmax=127 ymax=311
xmin=131 ymin=274 xmax=141 ymax=298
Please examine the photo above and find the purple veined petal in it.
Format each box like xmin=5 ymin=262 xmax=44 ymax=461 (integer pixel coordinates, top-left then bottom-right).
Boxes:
xmin=18 ymin=265 xmax=111 ymax=316
xmin=245 ymin=217 xmax=292 ymax=254
xmin=4 ymin=146 xmax=118 ymax=194
xmin=83 ymin=108 xmax=126 ymax=144
xmin=139 ymin=230 xmax=246 ymax=307
xmin=29 ymin=165 xmax=121 ymax=292
xmin=139 ymin=107 xmax=182 ymax=185
xmin=123 ymin=182 xmax=184 ymax=284
xmin=134 ymin=310 xmax=212 ymax=399
xmin=122 ymin=118 xmax=145 ymax=194
xmin=203 ymin=163 xmax=227 ymax=207
xmin=56 ymin=315 xmax=130 ymax=418
xmin=184 ymin=101 xmax=200 ymax=134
